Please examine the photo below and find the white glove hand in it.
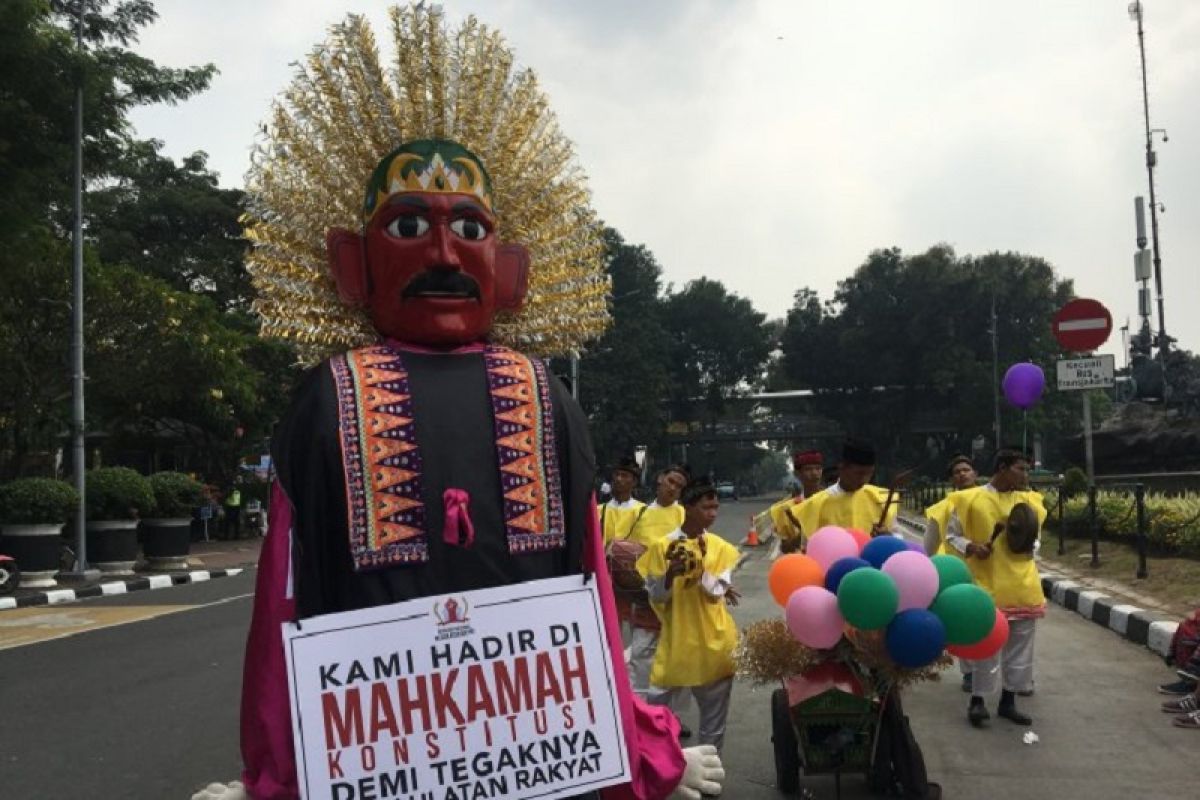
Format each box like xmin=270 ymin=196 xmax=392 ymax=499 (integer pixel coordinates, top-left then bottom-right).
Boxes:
xmin=668 ymin=744 xmax=725 ymax=799
xmin=190 ymin=781 xmax=248 ymax=800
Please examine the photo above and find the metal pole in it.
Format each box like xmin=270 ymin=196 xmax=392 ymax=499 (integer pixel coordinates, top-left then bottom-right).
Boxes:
xmin=1134 ymin=482 xmax=1148 ymax=579
xmin=1088 ymin=484 xmax=1099 ymax=568
xmin=1056 ymin=486 xmax=1065 ymax=556
xmin=69 ymin=3 xmax=88 ymax=572
xmin=569 ymin=351 xmax=579 ymax=400
xmin=1132 ymin=2 xmax=1168 ymax=359
xmin=1083 ymin=392 xmax=1095 ymax=487
xmin=991 ymin=290 xmax=1001 ymax=449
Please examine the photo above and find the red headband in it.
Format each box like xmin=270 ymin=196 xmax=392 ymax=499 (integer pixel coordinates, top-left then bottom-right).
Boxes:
xmin=793 ymin=450 xmax=823 ymax=468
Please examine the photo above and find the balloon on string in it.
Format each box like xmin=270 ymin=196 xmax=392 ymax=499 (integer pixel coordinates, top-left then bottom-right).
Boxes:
xmin=824 ymin=556 xmax=871 ymax=594
xmin=807 ymin=526 xmax=859 ymax=571
xmin=930 ymin=554 xmax=973 ymax=594
xmin=861 ymin=536 xmax=908 ymax=569
xmin=837 ymin=567 xmax=899 ymax=630
xmin=768 ymin=553 xmax=825 ymax=607
xmin=885 ymin=609 xmax=947 ymax=668
xmin=846 ymin=527 xmax=871 ymax=553
xmin=881 ymin=550 xmax=940 ymax=611
xmin=1002 ymin=362 xmax=1045 ymax=410
xmin=786 ymin=586 xmax=846 ymax=649
xmin=947 ymin=608 xmax=1010 ymax=660
xmin=930 ymin=583 xmax=996 ymax=645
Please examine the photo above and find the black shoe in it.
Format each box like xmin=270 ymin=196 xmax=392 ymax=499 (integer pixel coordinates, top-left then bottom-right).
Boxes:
xmin=961 ymin=674 xmax=972 ymax=693
xmin=968 ymin=701 xmax=989 ymax=727
xmin=679 ymin=725 xmax=692 ymax=740
xmin=997 ymin=704 xmax=1033 ymax=725
xmin=1161 ymin=678 xmax=1199 ymax=695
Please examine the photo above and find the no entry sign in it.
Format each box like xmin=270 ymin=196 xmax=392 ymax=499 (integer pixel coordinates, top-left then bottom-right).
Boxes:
xmin=1052 ymin=298 xmax=1112 ymax=352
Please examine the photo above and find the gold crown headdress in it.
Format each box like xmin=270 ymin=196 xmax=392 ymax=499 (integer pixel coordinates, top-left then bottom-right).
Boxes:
xmin=243 ymin=4 xmax=610 ymax=363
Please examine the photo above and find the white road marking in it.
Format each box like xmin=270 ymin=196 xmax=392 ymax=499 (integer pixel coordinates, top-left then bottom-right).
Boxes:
xmin=0 ymin=591 xmax=255 ymax=651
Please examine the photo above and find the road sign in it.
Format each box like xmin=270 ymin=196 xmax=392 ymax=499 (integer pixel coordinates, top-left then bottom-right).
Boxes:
xmin=1056 ymin=355 xmax=1115 ymax=391
xmin=1052 ymin=298 xmax=1113 ymax=352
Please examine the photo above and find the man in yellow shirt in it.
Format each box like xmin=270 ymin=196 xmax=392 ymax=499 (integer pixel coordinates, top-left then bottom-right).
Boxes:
xmin=768 ymin=449 xmax=824 ymax=551
xmin=601 ymin=456 xmax=647 ymax=545
xmin=794 ymin=438 xmax=900 ymax=541
xmin=618 ymin=465 xmax=688 ymax=700
xmin=637 ymin=480 xmax=741 ymax=750
xmin=923 ymin=454 xmax=980 ymax=693
xmin=923 ymin=455 xmax=979 ymax=556
xmin=945 ymin=449 xmax=1045 ymax=727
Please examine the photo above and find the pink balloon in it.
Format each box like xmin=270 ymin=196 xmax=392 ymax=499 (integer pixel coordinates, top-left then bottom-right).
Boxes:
xmin=881 ymin=550 xmax=940 ymax=611
xmin=786 ymin=585 xmax=846 ymax=649
xmin=806 ymin=526 xmax=859 ymax=571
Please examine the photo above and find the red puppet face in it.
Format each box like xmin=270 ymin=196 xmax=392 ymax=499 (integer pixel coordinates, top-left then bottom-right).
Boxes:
xmin=364 ymin=191 xmax=498 ymax=344
xmin=326 ymin=139 xmax=529 ymax=347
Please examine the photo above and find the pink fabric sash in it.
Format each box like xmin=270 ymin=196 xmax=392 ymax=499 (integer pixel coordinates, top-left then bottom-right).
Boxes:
xmin=442 ymin=488 xmax=475 ymax=547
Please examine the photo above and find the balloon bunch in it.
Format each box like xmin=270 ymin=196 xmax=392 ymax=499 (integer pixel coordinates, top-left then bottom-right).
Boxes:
xmin=768 ymin=526 xmax=1009 ymax=670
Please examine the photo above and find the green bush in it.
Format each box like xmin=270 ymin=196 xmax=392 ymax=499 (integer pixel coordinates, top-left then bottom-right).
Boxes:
xmin=148 ymin=472 xmax=205 ymax=518
xmin=86 ymin=467 xmax=155 ymax=521
xmin=0 ymin=478 xmax=80 ymax=525
xmin=1058 ymin=489 xmax=1200 ymax=556
xmin=1062 ymin=467 xmax=1088 ymax=498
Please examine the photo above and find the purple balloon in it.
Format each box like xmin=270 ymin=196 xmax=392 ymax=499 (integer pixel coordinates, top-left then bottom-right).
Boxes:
xmin=881 ymin=550 xmax=941 ymax=611
xmin=905 ymin=540 xmax=925 ymax=552
xmin=786 ymin=585 xmax=846 ymax=649
xmin=1002 ymin=362 xmax=1045 ymax=410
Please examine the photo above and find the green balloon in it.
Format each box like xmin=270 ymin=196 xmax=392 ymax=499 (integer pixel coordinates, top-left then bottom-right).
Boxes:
xmin=836 ymin=567 xmax=899 ymax=631
xmin=930 ymin=554 xmax=973 ymax=594
xmin=931 ymin=583 xmax=996 ymax=645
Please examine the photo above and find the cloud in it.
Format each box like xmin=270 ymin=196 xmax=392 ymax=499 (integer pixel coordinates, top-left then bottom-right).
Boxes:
xmin=130 ymin=0 xmax=1200 ymax=355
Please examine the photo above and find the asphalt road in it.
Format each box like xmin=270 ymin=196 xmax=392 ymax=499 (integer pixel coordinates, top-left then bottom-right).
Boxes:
xmin=0 ymin=497 xmax=1196 ymax=799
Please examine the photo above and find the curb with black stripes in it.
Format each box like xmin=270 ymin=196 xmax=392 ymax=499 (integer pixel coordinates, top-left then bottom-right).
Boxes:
xmin=0 ymin=568 xmax=246 ymax=611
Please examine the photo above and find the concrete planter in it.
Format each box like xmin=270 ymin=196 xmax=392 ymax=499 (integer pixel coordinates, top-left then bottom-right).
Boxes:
xmin=0 ymin=523 xmax=64 ymax=589
xmin=140 ymin=518 xmax=192 ymax=570
xmin=86 ymin=519 xmax=140 ymax=576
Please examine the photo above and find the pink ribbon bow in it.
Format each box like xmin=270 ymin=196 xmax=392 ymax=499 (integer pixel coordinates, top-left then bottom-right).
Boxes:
xmin=443 ymin=488 xmax=475 ymax=548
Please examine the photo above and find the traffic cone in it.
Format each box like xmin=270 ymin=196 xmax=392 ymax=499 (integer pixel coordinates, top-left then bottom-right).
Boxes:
xmin=746 ymin=514 xmax=761 ymax=547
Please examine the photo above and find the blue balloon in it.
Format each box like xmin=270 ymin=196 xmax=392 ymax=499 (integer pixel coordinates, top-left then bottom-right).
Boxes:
xmin=885 ymin=609 xmax=947 ymax=668
xmin=824 ymin=556 xmax=871 ymax=593
xmin=861 ymin=536 xmax=908 ymax=569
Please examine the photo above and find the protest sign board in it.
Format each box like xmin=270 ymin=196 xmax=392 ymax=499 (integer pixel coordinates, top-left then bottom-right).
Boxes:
xmin=283 ymin=575 xmax=628 ymax=800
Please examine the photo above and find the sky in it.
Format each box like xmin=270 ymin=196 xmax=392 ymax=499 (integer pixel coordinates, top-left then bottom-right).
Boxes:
xmin=128 ymin=1 xmax=1200 ymax=360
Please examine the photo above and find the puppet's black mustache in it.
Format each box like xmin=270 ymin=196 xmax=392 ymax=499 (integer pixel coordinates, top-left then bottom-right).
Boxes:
xmin=401 ymin=270 xmax=481 ymax=300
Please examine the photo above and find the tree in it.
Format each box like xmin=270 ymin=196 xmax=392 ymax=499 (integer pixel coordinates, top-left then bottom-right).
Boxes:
xmin=0 ymin=1 xmax=300 ymax=481
xmin=662 ymin=277 xmax=771 ymax=421
xmin=86 ymin=141 xmax=251 ymax=310
xmin=0 ymin=1 xmax=215 ymax=238
xmin=574 ymin=229 xmax=673 ymax=468
xmin=0 ymin=230 xmax=74 ymax=477
xmin=83 ymin=263 xmax=293 ymax=482
xmin=774 ymin=246 xmax=1079 ymax=471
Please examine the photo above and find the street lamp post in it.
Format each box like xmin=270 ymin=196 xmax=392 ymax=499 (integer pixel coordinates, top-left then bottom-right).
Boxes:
xmin=1129 ymin=1 xmax=1169 ymax=360
xmin=67 ymin=3 xmax=89 ymax=574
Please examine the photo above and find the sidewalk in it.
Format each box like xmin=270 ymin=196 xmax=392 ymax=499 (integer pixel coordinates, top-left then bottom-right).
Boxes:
xmin=0 ymin=536 xmax=263 ymax=611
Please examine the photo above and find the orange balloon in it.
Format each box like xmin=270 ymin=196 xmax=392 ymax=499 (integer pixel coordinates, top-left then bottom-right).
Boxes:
xmin=847 ymin=528 xmax=871 ymax=554
xmin=769 ymin=553 xmax=826 ymax=606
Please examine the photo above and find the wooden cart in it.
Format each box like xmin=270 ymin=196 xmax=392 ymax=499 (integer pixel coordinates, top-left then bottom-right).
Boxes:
xmin=770 ymin=662 xmax=882 ymax=798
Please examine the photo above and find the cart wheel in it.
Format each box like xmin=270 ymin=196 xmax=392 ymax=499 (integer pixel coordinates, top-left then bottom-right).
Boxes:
xmin=0 ymin=558 xmax=19 ymax=595
xmin=771 ymin=688 xmax=801 ymax=794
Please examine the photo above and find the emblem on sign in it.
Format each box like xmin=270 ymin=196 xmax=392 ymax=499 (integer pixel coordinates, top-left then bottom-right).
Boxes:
xmin=434 ymin=596 xmax=470 ymax=626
